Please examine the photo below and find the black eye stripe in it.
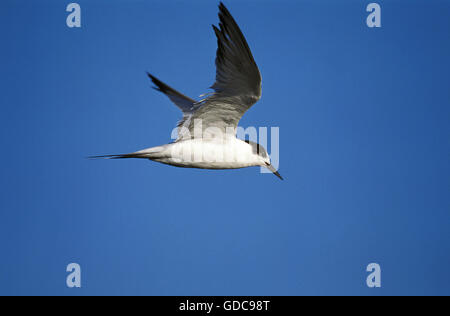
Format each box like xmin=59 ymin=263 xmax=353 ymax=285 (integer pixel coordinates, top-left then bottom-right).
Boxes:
xmin=245 ymin=140 xmax=267 ymax=157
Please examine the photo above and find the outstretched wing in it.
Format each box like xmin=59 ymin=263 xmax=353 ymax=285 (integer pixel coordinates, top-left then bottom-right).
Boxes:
xmin=147 ymin=73 xmax=198 ymax=139
xmin=147 ymin=73 xmax=196 ymax=112
xmin=182 ymin=2 xmax=262 ymax=138
xmin=211 ymin=2 xmax=261 ymax=103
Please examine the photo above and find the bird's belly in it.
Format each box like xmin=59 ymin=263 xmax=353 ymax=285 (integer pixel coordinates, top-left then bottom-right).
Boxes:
xmin=155 ymin=159 xmax=253 ymax=169
xmin=156 ymin=140 xmax=256 ymax=169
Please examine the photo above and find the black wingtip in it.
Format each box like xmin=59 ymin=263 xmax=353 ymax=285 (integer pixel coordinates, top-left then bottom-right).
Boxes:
xmin=147 ymin=72 xmax=164 ymax=91
xmin=147 ymin=72 xmax=157 ymax=83
xmin=218 ymin=2 xmax=231 ymax=17
xmin=212 ymin=24 xmax=220 ymax=36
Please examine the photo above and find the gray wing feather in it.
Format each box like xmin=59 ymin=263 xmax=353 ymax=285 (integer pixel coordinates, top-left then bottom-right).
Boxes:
xmin=147 ymin=73 xmax=199 ymax=140
xmin=147 ymin=72 xmax=196 ymax=113
xmin=211 ymin=3 xmax=261 ymax=102
xmin=180 ymin=2 xmax=261 ymax=139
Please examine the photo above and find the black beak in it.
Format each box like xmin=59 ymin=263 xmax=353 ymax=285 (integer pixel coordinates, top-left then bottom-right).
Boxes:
xmin=266 ymin=163 xmax=284 ymax=180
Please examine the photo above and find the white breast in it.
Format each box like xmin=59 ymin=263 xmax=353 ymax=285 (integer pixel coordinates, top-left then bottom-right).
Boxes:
xmin=157 ymin=138 xmax=260 ymax=169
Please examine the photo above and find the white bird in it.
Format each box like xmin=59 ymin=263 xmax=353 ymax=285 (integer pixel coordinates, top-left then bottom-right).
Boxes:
xmin=91 ymin=2 xmax=283 ymax=180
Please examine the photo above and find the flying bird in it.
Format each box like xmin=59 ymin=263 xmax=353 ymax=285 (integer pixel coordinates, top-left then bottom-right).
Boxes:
xmin=91 ymin=2 xmax=282 ymax=180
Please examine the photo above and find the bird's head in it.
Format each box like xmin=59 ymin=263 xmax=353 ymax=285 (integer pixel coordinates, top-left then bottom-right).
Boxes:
xmin=245 ymin=140 xmax=283 ymax=180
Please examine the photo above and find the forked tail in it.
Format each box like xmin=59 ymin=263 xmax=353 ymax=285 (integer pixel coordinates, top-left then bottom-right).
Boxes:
xmin=88 ymin=153 xmax=150 ymax=159
xmin=88 ymin=146 xmax=166 ymax=160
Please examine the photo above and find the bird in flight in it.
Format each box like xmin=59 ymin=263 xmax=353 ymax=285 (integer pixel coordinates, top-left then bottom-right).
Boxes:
xmin=91 ymin=2 xmax=283 ymax=180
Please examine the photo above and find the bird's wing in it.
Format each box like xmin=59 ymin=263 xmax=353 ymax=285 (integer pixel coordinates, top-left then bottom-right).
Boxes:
xmin=210 ymin=2 xmax=261 ymax=103
xmin=147 ymin=73 xmax=196 ymax=112
xmin=147 ymin=73 xmax=199 ymax=139
xmin=179 ymin=2 xmax=261 ymax=140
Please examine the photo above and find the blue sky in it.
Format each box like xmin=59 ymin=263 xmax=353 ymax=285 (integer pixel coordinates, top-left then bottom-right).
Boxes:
xmin=0 ymin=0 xmax=449 ymax=295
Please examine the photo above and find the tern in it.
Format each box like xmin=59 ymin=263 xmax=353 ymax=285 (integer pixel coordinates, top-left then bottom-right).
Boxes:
xmin=91 ymin=2 xmax=283 ymax=180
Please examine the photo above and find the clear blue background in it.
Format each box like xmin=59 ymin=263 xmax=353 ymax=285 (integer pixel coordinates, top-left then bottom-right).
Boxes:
xmin=1 ymin=0 xmax=449 ymax=296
